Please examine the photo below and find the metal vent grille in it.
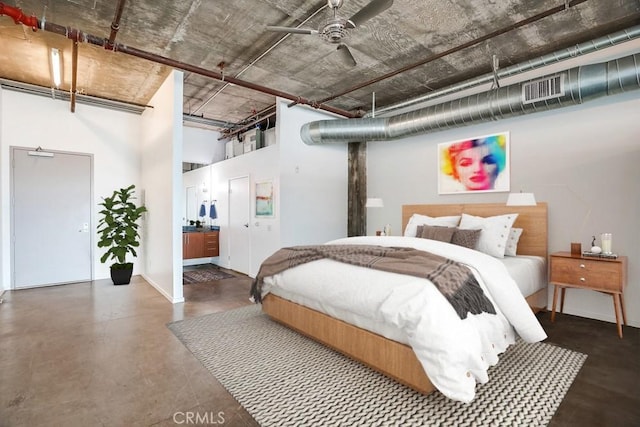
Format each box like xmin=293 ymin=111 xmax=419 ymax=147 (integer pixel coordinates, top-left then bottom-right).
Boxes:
xmin=522 ymin=74 xmax=564 ymax=104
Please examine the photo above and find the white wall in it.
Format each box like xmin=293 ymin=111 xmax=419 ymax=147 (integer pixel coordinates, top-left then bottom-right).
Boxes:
xmin=1 ymin=70 xmax=186 ymax=303
xmin=366 ymin=43 xmax=640 ymax=328
xmin=207 ymin=145 xmax=280 ymax=276
xmin=0 ymin=88 xmax=142 ymax=291
xmin=183 ymin=99 xmax=348 ymax=278
xmin=183 ymin=126 xmax=224 ymax=164
xmin=277 ymin=99 xmax=348 ymax=247
xmin=140 ymin=70 xmax=184 ymax=303
xmin=182 ymin=165 xmax=211 ymax=227
xmin=181 ymin=163 xmax=218 ymax=267
xmin=181 ymin=144 xmax=281 ymax=275
xmin=0 ymin=85 xmax=4 ymax=292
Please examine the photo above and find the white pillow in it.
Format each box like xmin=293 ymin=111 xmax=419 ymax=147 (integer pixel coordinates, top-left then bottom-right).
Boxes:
xmin=458 ymin=213 xmax=519 ymax=258
xmin=505 ymin=227 xmax=523 ymax=256
xmin=404 ymin=214 xmax=461 ymax=237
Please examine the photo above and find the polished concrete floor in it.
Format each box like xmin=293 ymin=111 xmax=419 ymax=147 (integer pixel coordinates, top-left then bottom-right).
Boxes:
xmin=0 ymin=272 xmax=259 ymax=427
xmin=0 ymin=272 xmax=638 ymax=426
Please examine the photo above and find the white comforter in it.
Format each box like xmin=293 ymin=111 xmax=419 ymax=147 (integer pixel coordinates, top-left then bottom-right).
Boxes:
xmin=260 ymin=236 xmax=547 ymax=402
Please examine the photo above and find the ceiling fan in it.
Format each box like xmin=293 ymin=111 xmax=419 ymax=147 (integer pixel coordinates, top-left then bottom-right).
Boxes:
xmin=267 ymin=0 xmax=394 ymax=67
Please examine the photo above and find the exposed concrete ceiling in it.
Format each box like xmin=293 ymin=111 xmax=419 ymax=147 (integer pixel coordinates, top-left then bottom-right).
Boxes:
xmin=1 ymin=0 xmax=639 ymax=135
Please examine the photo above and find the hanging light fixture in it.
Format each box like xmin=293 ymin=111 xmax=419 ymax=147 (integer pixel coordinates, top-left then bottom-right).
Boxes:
xmin=50 ymin=48 xmax=62 ymax=87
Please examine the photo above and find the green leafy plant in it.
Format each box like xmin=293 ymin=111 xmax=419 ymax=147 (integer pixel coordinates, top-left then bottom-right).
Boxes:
xmin=97 ymin=185 xmax=148 ymax=269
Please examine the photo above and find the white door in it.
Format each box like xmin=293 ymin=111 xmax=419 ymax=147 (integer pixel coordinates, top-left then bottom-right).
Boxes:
xmin=228 ymin=176 xmax=250 ymax=275
xmin=12 ymin=148 xmax=93 ymax=288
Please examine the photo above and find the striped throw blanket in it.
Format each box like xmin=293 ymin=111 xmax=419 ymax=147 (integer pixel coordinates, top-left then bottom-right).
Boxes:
xmin=251 ymin=245 xmax=496 ymax=319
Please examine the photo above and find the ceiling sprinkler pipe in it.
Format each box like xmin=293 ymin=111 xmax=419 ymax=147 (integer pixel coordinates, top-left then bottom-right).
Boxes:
xmin=0 ymin=2 xmax=38 ymax=29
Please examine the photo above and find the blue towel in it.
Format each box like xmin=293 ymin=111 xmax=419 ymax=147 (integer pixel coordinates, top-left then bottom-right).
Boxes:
xmin=199 ymin=203 xmax=206 ymax=217
xmin=209 ymin=203 xmax=218 ymax=219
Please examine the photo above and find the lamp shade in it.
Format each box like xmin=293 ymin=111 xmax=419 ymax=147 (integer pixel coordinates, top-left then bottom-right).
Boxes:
xmin=506 ymin=192 xmax=537 ymax=206
xmin=365 ymin=198 xmax=384 ymax=208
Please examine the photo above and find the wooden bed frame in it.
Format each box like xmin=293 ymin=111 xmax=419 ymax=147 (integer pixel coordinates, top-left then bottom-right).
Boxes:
xmin=263 ymin=202 xmax=548 ymax=395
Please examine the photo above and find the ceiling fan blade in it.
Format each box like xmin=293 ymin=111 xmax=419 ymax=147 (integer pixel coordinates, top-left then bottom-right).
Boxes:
xmin=347 ymin=0 xmax=393 ymax=28
xmin=266 ymin=26 xmax=319 ymax=35
xmin=336 ymin=44 xmax=357 ymax=67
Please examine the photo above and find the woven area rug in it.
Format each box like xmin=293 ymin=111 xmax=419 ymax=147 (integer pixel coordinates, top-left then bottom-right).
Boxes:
xmin=182 ymin=266 xmax=235 ymax=284
xmin=168 ymin=305 xmax=586 ymax=426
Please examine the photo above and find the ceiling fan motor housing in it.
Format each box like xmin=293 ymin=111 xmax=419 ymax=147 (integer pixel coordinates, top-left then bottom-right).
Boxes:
xmin=321 ymin=18 xmax=349 ymax=43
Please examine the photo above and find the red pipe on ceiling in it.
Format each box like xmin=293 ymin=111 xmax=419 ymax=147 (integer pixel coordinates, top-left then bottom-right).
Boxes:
xmin=71 ymin=40 xmax=79 ymax=113
xmin=0 ymin=2 xmax=358 ymax=119
xmin=0 ymin=2 xmax=37 ymax=29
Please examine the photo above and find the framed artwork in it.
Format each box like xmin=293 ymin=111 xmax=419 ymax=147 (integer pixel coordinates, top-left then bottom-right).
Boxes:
xmin=437 ymin=131 xmax=510 ymax=194
xmin=255 ymin=180 xmax=275 ymax=217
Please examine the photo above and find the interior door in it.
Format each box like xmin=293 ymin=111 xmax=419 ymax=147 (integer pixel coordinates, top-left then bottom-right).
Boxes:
xmin=12 ymin=148 xmax=93 ymax=288
xmin=228 ymin=176 xmax=250 ymax=275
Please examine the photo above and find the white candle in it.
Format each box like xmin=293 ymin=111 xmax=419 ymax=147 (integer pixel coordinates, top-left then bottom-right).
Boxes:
xmin=601 ymin=233 xmax=612 ymax=254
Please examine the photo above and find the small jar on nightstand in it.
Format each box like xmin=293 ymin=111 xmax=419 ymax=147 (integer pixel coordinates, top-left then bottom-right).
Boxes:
xmin=549 ymin=251 xmax=628 ymax=338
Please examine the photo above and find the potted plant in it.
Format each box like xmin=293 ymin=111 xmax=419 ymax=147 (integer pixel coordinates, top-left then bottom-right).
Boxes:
xmin=97 ymin=185 xmax=147 ymax=285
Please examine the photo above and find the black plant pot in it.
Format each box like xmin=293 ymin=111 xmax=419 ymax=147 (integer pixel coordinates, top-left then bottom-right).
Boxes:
xmin=110 ymin=263 xmax=133 ymax=285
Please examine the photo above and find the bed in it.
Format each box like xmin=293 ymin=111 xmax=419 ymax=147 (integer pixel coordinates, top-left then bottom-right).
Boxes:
xmin=257 ymin=203 xmax=548 ymax=402
xmin=401 ymin=203 xmax=548 ymax=313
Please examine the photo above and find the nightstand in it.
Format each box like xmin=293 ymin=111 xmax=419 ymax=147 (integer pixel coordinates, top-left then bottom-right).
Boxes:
xmin=549 ymin=251 xmax=628 ymax=338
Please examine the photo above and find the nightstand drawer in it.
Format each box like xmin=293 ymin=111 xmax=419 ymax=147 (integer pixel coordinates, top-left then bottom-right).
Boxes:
xmin=550 ymin=257 xmax=622 ymax=292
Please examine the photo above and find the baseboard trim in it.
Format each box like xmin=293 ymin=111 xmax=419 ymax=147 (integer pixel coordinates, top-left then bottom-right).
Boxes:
xmin=552 ymin=306 xmax=639 ymax=329
xmin=182 ymin=258 xmax=217 ymax=267
xmin=141 ymin=274 xmax=184 ymax=304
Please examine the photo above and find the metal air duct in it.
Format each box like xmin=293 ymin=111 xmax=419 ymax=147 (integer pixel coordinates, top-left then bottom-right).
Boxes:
xmin=371 ymin=26 xmax=640 ymax=117
xmin=301 ymin=53 xmax=640 ymax=145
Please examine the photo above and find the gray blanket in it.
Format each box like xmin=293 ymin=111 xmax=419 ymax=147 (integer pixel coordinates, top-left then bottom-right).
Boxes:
xmin=251 ymin=245 xmax=496 ymax=319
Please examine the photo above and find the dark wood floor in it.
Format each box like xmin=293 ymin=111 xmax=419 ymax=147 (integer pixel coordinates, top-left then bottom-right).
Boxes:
xmin=538 ymin=311 xmax=640 ymax=426
xmin=1 ymin=270 xmax=638 ymax=426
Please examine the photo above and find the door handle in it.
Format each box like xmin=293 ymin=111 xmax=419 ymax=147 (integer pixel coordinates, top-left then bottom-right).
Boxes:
xmin=244 ymin=223 xmax=249 ymax=228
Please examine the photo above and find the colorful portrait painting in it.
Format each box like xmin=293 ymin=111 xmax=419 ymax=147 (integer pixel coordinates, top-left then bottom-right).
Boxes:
xmin=438 ymin=132 xmax=510 ymax=194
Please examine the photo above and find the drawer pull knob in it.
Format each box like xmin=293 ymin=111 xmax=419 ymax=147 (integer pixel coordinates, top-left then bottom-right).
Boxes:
xmin=579 ymin=264 xmax=585 ymax=269
xmin=580 ymin=277 xmax=586 ymax=282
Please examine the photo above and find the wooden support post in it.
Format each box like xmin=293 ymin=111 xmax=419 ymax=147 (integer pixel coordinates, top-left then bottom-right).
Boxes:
xmin=347 ymin=141 xmax=366 ymax=237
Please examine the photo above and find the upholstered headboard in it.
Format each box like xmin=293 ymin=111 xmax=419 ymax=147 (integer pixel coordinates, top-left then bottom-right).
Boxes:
xmin=402 ymin=203 xmax=548 ymax=258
